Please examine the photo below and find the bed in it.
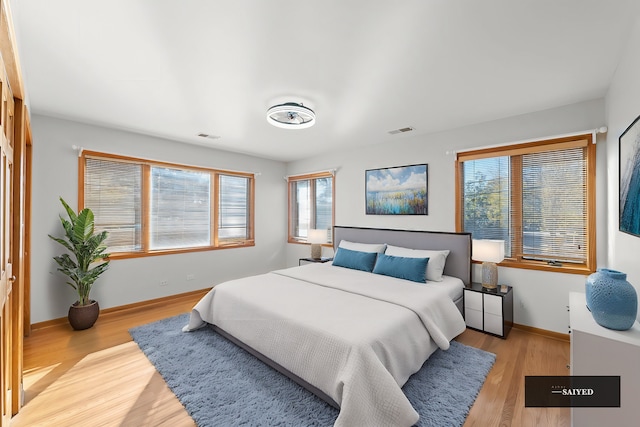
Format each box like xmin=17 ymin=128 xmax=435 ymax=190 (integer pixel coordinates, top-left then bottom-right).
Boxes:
xmin=184 ymin=226 xmax=471 ymax=427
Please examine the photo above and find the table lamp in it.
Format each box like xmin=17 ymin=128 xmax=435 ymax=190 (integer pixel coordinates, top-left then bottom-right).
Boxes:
xmin=472 ymin=239 xmax=505 ymax=289
xmin=307 ymin=229 xmax=327 ymax=259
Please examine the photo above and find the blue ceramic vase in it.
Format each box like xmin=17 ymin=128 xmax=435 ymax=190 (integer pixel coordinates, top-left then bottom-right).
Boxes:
xmin=585 ymin=268 xmax=637 ymax=331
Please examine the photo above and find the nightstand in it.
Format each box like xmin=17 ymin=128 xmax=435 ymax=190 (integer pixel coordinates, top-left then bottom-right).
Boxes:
xmin=463 ymin=282 xmax=513 ymax=338
xmin=299 ymin=257 xmax=333 ymax=266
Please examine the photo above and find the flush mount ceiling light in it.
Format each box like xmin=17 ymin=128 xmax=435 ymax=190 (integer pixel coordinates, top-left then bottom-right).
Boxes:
xmin=266 ymin=102 xmax=316 ymax=129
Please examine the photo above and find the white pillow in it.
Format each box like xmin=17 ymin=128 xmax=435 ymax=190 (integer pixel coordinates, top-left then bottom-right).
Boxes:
xmin=384 ymin=245 xmax=450 ymax=282
xmin=338 ymin=240 xmax=386 ymax=253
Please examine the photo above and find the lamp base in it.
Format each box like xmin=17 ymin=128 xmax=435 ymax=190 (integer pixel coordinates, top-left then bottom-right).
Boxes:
xmin=481 ymin=261 xmax=498 ymax=289
xmin=311 ymin=244 xmax=322 ymax=259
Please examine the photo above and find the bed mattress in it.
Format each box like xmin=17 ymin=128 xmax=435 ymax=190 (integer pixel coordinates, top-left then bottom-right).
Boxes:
xmin=185 ymin=263 xmax=466 ymax=427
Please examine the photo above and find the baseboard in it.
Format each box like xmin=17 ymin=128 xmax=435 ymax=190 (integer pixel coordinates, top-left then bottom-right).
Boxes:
xmin=513 ymin=322 xmax=570 ymax=342
xmin=32 ymin=290 xmax=571 ymax=343
xmin=30 ymin=288 xmax=211 ymax=331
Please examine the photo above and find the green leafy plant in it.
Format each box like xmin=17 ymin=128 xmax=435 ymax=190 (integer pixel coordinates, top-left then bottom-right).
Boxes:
xmin=48 ymin=197 xmax=110 ymax=306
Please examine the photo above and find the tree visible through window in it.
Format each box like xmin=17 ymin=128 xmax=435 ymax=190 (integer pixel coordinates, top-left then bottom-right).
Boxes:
xmin=456 ymin=134 xmax=595 ymax=273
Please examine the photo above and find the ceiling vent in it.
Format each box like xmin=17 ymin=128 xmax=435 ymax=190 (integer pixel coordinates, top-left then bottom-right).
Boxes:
xmin=197 ymin=133 xmax=221 ymax=139
xmin=388 ymin=127 xmax=415 ymax=135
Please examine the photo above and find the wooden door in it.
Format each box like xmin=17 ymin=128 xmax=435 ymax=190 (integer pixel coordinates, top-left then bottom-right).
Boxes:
xmin=0 ymin=85 xmax=13 ymax=426
xmin=0 ymin=2 xmax=29 ymax=424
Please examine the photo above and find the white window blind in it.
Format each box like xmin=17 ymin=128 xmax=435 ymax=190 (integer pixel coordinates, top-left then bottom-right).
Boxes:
xmin=81 ymin=151 xmax=254 ymax=256
xmin=314 ymin=177 xmax=333 ymax=235
xmin=291 ymin=179 xmax=310 ymax=239
xmin=84 ymin=158 xmax=142 ymax=252
xmin=219 ymin=174 xmax=250 ymax=241
xmin=520 ymin=148 xmax=587 ymax=263
xmin=150 ymin=167 xmax=211 ymax=250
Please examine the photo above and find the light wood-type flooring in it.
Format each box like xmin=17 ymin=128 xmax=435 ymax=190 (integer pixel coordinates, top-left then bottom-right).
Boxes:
xmin=12 ymin=290 xmax=570 ymax=426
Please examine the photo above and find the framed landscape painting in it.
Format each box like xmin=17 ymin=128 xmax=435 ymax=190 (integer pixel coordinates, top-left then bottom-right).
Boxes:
xmin=620 ymin=114 xmax=640 ymax=237
xmin=365 ymin=164 xmax=428 ymax=215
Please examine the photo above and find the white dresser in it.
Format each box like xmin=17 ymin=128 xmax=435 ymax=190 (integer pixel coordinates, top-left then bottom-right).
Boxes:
xmin=569 ymin=292 xmax=640 ymax=427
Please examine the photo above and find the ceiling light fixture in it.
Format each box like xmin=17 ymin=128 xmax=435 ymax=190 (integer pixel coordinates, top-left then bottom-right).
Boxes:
xmin=266 ymin=102 xmax=316 ymax=129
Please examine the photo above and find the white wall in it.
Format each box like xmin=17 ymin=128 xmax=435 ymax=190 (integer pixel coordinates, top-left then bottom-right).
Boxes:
xmin=31 ymin=41 xmax=636 ymax=332
xmin=605 ymin=15 xmax=640 ymax=323
xmin=31 ymin=115 xmax=287 ymax=323
xmin=287 ymin=98 xmax=607 ymax=334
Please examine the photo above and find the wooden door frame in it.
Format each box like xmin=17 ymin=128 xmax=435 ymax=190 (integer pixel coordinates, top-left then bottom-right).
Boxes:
xmin=0 ymin=0 xmax=31 ymax=422
xmin=10 ymin=100 xmax=28 ymax=413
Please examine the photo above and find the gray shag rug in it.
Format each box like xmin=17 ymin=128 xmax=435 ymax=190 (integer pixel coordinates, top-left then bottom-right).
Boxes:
xmin=130 ymin=314 xmax=495 ymax=427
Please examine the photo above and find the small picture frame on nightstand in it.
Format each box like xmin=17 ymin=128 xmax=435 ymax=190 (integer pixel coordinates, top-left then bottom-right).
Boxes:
xmin=500 ymin=284 xmax=508 ymax=293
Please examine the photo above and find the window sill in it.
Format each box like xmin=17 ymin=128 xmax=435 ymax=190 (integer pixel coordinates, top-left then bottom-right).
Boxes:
xmin=287 ymin=238 xmax=333 ymax=246
xmin=106 ymin=242 xmax=255 ymax=260
xmin=474 ymin=259 xmax=594 ymax=275
xmin=510 ymin=260 xmax=593 ymax=275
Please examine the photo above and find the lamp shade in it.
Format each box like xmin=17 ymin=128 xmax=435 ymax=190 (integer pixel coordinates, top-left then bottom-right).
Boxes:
xmin=307 ymin=229 xmax=327 ymax=244
xmin=472 ymin=240 xmax=505 ymax=263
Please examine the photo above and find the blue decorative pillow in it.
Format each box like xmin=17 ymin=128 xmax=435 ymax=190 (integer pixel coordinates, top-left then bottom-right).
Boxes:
xmin=332 ymin=247 xmax=378 ymax=272
xmin=372 ymin=253 xmax=429 ymax=283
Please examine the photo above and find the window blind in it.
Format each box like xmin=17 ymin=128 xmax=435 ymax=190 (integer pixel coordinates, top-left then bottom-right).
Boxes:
xmin=150 ymin=167 xmax=211 ymax=250
xmin=218 ymin=174 xmax=250 ymax=241
xmin=291 ymin=179 xmax=310 ymax=239
xmin=81 ymin=151 xmax=254 ymax=256
xmin=520 ymin=148 xmax=587 ymax=263
xmin=458 ymin=135 xmax=594 ymax=270
xmin=84 ymin=158 xmax=142 ymax=252
xmin=315 ymin=177 xmax=333 ymax=237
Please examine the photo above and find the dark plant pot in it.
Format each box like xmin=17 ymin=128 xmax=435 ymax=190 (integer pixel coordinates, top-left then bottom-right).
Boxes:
xmin=68 ymin=300 xmax=100 ymax=330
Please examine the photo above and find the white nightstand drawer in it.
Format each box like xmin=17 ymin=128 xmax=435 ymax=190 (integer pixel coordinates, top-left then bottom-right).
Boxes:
xmin=464 ymin=289 xmax=483 ymax=310
xmin=484 ymin=313 xmax=503 ymax=335
xmin=483 ymin=294 xmax=503 ymax=316
xmin=465 ymin=307 xmax=483 ymax=330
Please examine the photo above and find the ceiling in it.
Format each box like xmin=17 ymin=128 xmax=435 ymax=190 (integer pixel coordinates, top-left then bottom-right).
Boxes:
xmin=11 ymin=1 xmax=640 ymax=162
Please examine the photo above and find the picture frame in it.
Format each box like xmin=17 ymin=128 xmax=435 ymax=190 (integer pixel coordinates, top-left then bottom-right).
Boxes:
xmin=619 ymin=114 xmax=640 ymax=237
xmin=365 ymin=164 xmax=428 ymax=215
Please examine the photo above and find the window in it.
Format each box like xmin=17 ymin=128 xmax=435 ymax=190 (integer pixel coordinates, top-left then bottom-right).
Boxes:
xmin=456 ymin=134 xmax=595 ymax=274
xmin=288 ymin=172 xmax=334 ymax=243
xmin=218 ymin=174 xmax=251 ymax=242
xmin=80 ymin=151 xmax=254 ymax=258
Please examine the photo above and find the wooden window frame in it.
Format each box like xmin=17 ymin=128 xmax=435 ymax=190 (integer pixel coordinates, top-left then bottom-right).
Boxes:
xmin=455 ymin=134 xmax=596 ymax=274
xmin=79 ymin=150 xmax=255 ymax=259
xmin=287 ymin=172 xmax=335 ymax=245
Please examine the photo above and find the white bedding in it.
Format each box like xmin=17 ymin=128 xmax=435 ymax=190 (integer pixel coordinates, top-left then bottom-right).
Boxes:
xmin=427 ymin=274 xmax=465 ymax=301
xmin=325 ymin=260 xmax=465 ymax=301
xmin=184 ymin=263 xmax=466 ymax=427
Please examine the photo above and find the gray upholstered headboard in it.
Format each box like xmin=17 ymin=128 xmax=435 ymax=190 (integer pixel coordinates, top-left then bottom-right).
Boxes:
xmin=333 ymin=226 xmax=472 ymax=285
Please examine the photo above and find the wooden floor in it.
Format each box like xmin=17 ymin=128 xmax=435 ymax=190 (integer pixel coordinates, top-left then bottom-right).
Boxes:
xmin=12 ymin=291 xmax=570 ymax=427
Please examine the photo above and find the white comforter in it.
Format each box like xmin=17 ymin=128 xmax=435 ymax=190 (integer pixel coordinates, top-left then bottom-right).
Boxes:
xmin=184 ymin=263 xmax=466 ymax=427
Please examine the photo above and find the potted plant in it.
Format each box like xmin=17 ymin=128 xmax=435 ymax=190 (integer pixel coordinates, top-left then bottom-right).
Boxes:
xmin=48 ymin=197 xmax=110 ymax=330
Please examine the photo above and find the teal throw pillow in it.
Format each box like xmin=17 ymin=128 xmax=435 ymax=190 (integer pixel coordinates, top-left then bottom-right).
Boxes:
xmin=332 ymin=247 xmax=378 ymax=272
xmin=372 ymin=253 xmax=429 ymax=283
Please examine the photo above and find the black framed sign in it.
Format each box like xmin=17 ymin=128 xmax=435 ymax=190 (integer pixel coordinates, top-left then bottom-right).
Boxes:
xmin=620 ymin=114 xmax=640 ymax=237
xmin=365 ymin=164 xmax=428 ymax=215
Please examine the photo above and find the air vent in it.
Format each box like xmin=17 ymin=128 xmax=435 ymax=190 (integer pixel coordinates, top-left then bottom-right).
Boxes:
xmin=197 ymin=133 xmax=221 ymax=139
xmin=388 ymin=127 xmax=415 ymax=135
